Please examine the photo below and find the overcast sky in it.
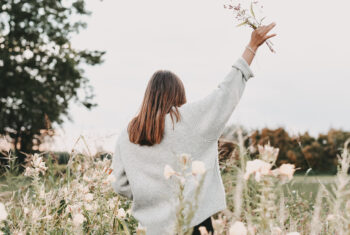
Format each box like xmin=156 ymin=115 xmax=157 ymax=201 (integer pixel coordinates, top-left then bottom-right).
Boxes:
xmin=46 ymin=0 xmax=350 ymax=153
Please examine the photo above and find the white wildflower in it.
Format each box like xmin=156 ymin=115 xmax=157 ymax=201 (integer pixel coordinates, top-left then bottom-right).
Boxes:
xmin=0 ymin=137 xmax=11 ymax=152
xmin=43 ymin=214 xmax=53 ymax=220
xmin=39 ymin=186 xmax=46 ymax=199
xmin=117 ymin=208 xmax=126 ymax=218
xmin=271 ymin=164 xmax=296 ymax=182
xmin=271 ymin=227 xmax=283 ymax=235
xmin=80 ymin=185 xmax=90 ymax=194
xmin=192 ymin=161 xmax=206 ymax=176
xmin=32 ymin=153 xmax=48 ymax=173
xmin=24 ymin=154 xmax=48 ymax=177
xmin=31 ymin=208 xmax=41 ymax=222
xmin=244 ymin=159 xmax=272 ymax=182
xmin=23 ymin=207 xmax=29 ymax=215
xmin=83 ymin=174 xmax=93 ymax=183
xmin=277 ymin=163 xmax=296 ymax=180
xmin=229 ymin=221 xmax=247 ymax=235
xmin=24 ymin=167 xmax=37 ymax=177
xmin=84 ymin=193 xmax=94 ymax=203
xmin=258 ymin=142 xmax=279 ymax=164
xmin=84 ymin=203 xmax=93 ymax=211
xmin=248 ymin=145 xmax=257 ymax=153
xmin=106 ymin=174 xmax=116 ymax=183
xmin=86 ymin=201 xmax=99 ymax=212
xmin=102 ymin=173 xmax=116 ymax=185
xmin=0 ymin=202 xmax=8 ymax=221
xmin=326 ymin=214 xmax=336 ymax=221
xmin=108 ymin=199 xmax=116 ymax=210
xmin=198 ymin=226 xmax=209 ymax=235
xmin=247 ymin=225 xmax=256 ymax=235
xmin=72 ymin=213 xmax=85 ymax=226
xmin=13 ymin=231 xmax=25 ymax=235
xmin=107 ymin=197 xmax=119 ymax=210
xmin=76 ymin=164 xmax=81 ymax=172
xmin=164 ymin=164 xmax=176 ymax=179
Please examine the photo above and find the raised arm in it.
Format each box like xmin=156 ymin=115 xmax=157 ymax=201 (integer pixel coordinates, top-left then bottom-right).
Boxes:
xmin=181 ymin=23 xmax=276 ymax=142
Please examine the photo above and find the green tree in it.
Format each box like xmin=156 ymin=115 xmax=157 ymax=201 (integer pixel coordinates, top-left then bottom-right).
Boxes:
xmin=0 ymin=0 xmax=105 ymax=164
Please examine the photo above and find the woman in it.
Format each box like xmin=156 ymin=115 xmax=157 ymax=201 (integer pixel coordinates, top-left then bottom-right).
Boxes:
xmin=111 ymin=23 xmax=276 ymax=235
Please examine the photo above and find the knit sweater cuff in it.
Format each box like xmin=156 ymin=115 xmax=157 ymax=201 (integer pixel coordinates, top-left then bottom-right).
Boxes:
xmin=232 ymin=57 xmax=254 ymax=82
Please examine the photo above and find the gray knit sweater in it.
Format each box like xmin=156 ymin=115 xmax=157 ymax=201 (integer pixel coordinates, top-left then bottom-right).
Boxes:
xmin=111 ymin=57 xmax=254 ymax=235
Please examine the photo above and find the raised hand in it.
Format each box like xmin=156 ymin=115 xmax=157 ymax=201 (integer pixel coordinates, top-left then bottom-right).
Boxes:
xmin=242 ymin=22 xmax=277 ymax=65
xmin=249 ymin=22 xmax=277 ymax=51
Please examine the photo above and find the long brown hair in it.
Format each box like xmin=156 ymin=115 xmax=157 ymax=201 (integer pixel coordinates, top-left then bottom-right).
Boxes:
xmin=127 ymin=70 xmax=187 ymax=146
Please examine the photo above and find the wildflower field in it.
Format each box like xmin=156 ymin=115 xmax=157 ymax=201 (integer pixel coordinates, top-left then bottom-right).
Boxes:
xmin=0 ymin=133 xmax=350 ymax=235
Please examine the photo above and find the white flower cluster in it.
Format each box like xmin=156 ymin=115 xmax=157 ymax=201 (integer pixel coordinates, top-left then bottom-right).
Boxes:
xmin=244 ymin=143 xmax=296 ymax=182
xmin=24 ymin=153 xmax=48 ymax=177
xmin=2 ymin=148 xmax=134 ymax=234
xmin=60 ymin=156 xmax=128 ymax=229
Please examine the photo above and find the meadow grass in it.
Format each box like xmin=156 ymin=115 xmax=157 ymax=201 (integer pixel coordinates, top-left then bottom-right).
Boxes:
xmin=0 ymin=133 xmax=350 ymax=234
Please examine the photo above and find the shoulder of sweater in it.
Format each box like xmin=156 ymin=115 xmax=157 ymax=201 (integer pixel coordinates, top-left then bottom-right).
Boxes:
xmin=116 ymin=127 xmax=128 ymax=146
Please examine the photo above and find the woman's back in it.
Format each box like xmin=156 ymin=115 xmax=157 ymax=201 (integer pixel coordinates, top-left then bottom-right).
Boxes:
xmin=114 ymin=107 xmax=227 ymax=235
xmin=112 ymin=57 xmax=254 ymax=235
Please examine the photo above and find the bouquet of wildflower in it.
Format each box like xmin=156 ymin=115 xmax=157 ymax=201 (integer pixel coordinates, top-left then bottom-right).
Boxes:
xmin=224 ymin=0 xmax=275 ymax=53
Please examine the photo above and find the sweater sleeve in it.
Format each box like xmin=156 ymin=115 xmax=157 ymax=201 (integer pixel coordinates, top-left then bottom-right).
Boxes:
xmin=182 ymin=57 xmax=254 ymax=142
xmin=111 ymin=139 xmax=133 ymax=200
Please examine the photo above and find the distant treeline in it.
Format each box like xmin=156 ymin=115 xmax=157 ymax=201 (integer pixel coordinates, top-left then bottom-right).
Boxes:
xmin=1 ymin=127 xmax=350 ymax=175
xmin=219 ymin=127 xmax=350 ymax=175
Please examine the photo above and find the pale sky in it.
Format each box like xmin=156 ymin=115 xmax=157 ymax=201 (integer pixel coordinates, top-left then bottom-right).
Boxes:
xmin=46 ymin=0 xmax=350 ymax=153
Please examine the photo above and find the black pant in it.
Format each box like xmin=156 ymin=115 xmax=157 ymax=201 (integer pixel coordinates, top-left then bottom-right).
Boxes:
xmin=191 ymin=217 xmax=214 ymax=235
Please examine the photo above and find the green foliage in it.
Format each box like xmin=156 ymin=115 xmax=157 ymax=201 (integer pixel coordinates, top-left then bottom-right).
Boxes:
xmin=0 ymin=0 xmax=105 ymax=162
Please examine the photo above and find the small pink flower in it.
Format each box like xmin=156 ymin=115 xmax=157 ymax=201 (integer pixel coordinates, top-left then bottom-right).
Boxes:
xmin=234 ymin=4 xmax=241 ymax=11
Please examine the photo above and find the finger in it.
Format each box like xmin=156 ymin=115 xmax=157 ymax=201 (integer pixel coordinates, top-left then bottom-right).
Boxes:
xmin=256 ymin=26 xmax=266 ymax=36
xmin=263 ymin=33 xmax=277 ymax=41
xmin=259 ymin=25 xmax=267 ymax=31
xmin=262 ymin=22 xmax=276 ymax=34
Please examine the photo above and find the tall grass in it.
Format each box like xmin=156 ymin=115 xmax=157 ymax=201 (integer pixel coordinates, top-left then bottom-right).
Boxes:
xmin=0 ymin=136 xmax=138 ymax=234
xmin=0 ymin=132 xmax=350 ymax=234
xmin=218 ymin=129 xmax=350 ymax=235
